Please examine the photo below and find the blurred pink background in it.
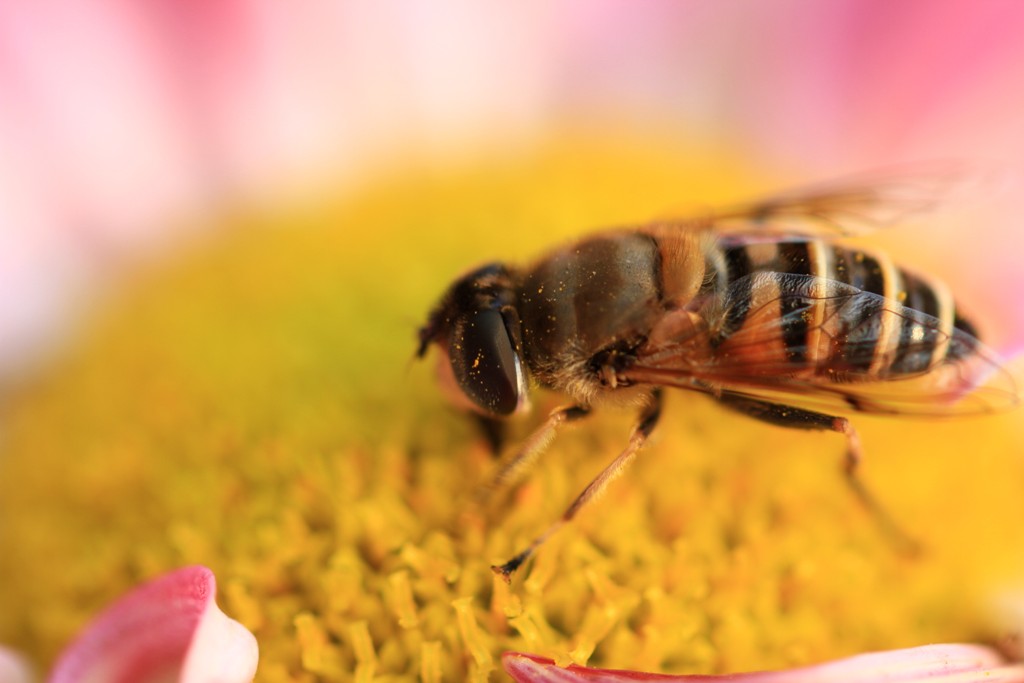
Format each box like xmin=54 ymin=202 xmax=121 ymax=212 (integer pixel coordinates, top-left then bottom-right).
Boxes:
xmin=3 ymin=0 xmax=1024 ymax=377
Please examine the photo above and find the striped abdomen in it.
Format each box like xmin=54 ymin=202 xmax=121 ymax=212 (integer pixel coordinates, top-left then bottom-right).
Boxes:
xmin=704 ymin=237 xmax=977 ymax=380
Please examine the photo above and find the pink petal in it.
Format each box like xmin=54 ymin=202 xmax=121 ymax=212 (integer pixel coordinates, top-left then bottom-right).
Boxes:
xmin=0 ymin=647 xmax=34 ymax=683
xmin=48 ymin=565 xmax=257 ymax=683
xmin=504 ymin=644 xmax=1024 ymax=682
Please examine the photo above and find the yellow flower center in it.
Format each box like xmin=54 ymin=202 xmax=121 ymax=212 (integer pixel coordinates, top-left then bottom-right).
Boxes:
xmin=1 ymin=134 xmax=1023 ymax=681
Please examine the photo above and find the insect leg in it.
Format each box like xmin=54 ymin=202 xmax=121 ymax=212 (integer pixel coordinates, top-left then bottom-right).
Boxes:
xmin=474 ymin=404 xmax=591 ymax=508
xmin=491 ymin=390 xmax=663 ymax=583
xmin=473 ymin=414 xmax=507 ymax=455
xmin=715 ymin=393 xmax=919 ymax=554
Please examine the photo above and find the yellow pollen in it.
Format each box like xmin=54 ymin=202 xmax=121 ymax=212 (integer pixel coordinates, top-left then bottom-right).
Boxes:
xmin=0 ymin=136 xmax=1022 ymax=682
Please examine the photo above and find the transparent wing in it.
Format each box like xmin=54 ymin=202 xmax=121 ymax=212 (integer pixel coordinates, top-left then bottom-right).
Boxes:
xmin=624 ymin=273 xmax=1021 ymax=416
xmin=659 ymin=163 xmax=972 ymax=238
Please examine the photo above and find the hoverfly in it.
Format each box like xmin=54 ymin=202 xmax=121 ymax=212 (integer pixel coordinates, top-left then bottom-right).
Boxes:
xmin=416 ymin=170 xmax=1020 ymax=581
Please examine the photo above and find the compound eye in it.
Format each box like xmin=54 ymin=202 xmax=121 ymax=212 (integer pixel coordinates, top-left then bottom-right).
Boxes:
xmin=449 ymin=307 xmax=522 ymax=416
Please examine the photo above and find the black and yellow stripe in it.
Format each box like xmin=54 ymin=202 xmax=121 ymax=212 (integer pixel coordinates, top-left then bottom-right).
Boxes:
xmin=704 ymin=237 xmax=976 ymax=381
